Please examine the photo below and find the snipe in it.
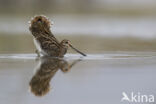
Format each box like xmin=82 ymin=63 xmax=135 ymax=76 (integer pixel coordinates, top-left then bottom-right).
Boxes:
xmin=29 ymin=15 xmax=86 ymax=57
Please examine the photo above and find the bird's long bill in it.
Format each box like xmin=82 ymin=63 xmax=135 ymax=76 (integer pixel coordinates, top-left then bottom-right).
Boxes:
xmin=69 ymin=44 xmax=87 ymax=56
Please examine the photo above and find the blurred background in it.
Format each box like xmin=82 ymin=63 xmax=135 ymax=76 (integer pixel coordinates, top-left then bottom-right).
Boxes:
xmin=0 ymin=0 xmax=156 ymax=54
xmin=1 ymin=1 xmax=156 ymax=104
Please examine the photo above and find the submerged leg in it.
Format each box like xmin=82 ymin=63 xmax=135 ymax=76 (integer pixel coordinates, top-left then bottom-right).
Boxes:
xmin=35 ymin=49 xmax=40 ymax=57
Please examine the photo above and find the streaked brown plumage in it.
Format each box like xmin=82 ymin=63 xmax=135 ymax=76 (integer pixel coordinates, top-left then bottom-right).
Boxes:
xmin=29 ymin=56 xmax=81 ymax=96
xmin=29 ymin=15 xmax=86 ymax=57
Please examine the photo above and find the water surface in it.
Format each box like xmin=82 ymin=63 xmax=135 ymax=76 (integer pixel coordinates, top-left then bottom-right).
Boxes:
xmin=0 ymin=52 xmax=156 ymax=104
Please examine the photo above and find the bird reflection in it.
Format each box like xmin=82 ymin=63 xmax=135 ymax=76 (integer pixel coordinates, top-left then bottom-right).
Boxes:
xmin=29 ymin=56 xmax=81 ymax=97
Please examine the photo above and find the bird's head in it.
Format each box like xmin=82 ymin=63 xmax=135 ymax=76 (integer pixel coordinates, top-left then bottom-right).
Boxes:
xmin=29 ymin=15 xmax=52 ymax=33
xmin=60 ymin=39 xmax=71 ymax=49
xmin=61 ymin=39 xmax=87 ymax=56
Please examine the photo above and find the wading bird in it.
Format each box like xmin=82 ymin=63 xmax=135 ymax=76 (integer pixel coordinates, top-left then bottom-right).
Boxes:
xmin=29 ymin=15 xmax=86 ymax=57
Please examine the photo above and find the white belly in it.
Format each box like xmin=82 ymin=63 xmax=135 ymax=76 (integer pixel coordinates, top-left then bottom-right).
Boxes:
xmin=33 ymin=38 xmax=48 ymax=55
xmin=33 ymin=38 xmax=42 ymax=52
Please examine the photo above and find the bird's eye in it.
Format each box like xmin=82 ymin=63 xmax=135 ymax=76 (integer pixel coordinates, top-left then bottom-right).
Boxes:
xmin=65 ymin=41 xmax=68 ymax=44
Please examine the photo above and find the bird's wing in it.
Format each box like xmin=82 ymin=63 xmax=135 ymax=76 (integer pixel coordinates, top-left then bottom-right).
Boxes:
xmin=37 ymin=36 xmax=60 ymax=51
xmin=40 ymin=31 xmax=61 ymax=46
xmin=43 ymin=30 xmax=60 ymax=45
xmin=42 ymin=41 xmax=60 ymax=51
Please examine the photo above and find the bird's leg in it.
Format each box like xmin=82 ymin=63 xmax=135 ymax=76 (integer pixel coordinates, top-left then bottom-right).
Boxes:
xmin=35 ymin=50 xmax=41 ymax=62
xmin=35 ymin=49 xmax=40 ymax=57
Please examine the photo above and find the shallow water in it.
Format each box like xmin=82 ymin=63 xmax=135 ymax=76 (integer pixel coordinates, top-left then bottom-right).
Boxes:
xmin=0 ymin=52 xmax=156 ymax=104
